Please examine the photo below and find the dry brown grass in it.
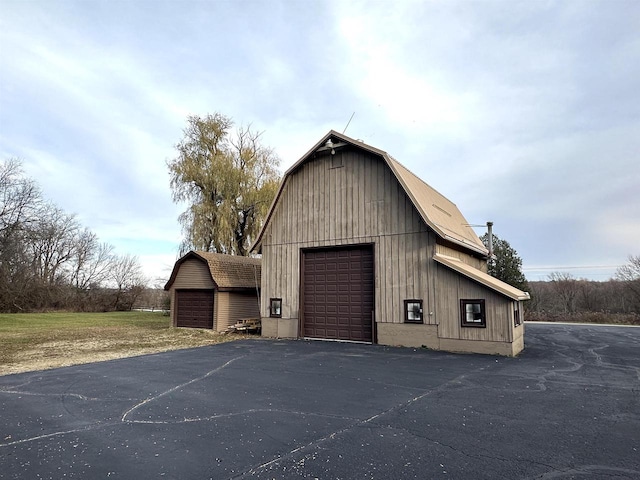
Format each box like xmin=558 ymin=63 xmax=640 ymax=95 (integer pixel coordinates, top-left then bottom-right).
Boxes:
xmin=0 ymin=311 xmax=252 ymax=376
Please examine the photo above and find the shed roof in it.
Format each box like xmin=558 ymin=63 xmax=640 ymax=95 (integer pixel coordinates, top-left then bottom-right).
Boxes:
xmin=433 ymin=253 xmax=530 ymax=301
xmin=164 ymin=251 xmax=261 ymax=291
xmin=251 ymin=130 xmax=488 ymax=256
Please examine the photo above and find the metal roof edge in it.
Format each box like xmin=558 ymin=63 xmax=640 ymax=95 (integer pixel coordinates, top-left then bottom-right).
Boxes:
xmin=433 ymin=253 xmax=530 ymax=301
xmin=384 ymin=154 xmax=488 ymax=257
xmin=439 ymin=234 xmax=489 ymax=257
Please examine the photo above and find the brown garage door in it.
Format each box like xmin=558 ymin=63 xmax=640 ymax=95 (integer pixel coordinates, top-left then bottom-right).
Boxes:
xmin=176 ymin=290 xmax=214 ymax=329
xmin=302 ymin=246 xmax=374 ymax=342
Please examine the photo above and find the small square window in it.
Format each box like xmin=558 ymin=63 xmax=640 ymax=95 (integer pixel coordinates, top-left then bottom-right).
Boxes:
xmin=405 ymin=299 xmax=423 ymax=324
xmin=461 ymin=299 xmax=486 ymax=328
xmin=270 ymin=298 xmax=282 ymax=318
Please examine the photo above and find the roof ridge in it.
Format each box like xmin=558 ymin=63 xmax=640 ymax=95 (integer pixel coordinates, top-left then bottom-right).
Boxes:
xmin=251 ymin=130 xmax=488 ymax=256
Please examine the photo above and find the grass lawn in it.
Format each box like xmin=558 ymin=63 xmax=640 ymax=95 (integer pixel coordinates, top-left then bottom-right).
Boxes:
xmin=0 ymin=311 xmax=250 ymax=376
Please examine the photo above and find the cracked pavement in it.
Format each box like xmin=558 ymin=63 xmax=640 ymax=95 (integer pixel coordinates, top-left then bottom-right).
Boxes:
xmin=1 ymin=323 xmax=639 ymax=479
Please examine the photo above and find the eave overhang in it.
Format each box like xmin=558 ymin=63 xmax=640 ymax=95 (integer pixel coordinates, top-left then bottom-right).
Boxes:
xmin=434 ymin=253 xmax=530 ymax=301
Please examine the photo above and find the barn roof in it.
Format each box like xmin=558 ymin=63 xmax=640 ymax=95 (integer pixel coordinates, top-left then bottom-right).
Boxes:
xmin=164 ymin=251 xmax=261 ymax=291
xmin=251 ymin=130 xmax=488 ymax=256
xmin=434 ymin=253 xmax=530 ymax=301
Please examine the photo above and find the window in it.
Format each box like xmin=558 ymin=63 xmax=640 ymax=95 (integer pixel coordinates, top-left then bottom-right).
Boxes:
xmin=514 ymin=303 xmax=522 ymax=327
xmin=331 ymin=152 xmax=343 ymax=169
xmin=461 ymin=299 xmax=486 ymax=328
xmin=404 ymin=299 xmax=423 ymax=324
xmin=269 ymin=298 xmax=282 ymax=318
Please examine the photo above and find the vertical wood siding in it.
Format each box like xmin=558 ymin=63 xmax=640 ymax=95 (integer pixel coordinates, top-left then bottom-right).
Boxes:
xmin=435 ymin=263 xmax=513 ymax=342
xmin=260 ymin=148 xmax=438 ymax=325
xmin=435 ymin=243 xmax=485 ymax=270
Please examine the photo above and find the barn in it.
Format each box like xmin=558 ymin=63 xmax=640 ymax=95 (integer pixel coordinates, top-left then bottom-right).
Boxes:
xmin=251 ymin=131 xmax=530 ymax=356
xmin=164 ymin=251 xmax=261 ymax=331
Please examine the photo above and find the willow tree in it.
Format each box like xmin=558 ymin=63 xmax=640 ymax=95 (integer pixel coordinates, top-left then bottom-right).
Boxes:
xmin=168 ymin=113 xmax=281 ymax=256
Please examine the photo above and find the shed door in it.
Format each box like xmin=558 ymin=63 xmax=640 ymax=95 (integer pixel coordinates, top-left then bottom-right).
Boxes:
xmin=302 ymin=246 xmax=374 ymax=342
xmin=176 ymin=290 xmax=214 ymax=329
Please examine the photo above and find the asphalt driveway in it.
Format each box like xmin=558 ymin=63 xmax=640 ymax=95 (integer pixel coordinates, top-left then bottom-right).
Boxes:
xmin=1 ymin=322 xmax=639 ymax=479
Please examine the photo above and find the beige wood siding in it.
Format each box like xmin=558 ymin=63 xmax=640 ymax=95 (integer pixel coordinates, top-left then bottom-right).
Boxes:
xmin=170 ymin=259 xmax=215 ymax=289
xmin=213 ymin=291 xmax=224 ymax=331
xmin=435 ymin=263 xmax=513 ymax=342
xmin=260 ymin=148 xmax=438 ymax=326
xmin=435 ymin=242 xmax=486 ymax=271
xmin=215 ymin=292 xmax=261 ymax=331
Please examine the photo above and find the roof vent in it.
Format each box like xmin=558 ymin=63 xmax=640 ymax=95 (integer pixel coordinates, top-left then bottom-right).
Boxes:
xmin=432 ymin=203 xmax=452 ymax=217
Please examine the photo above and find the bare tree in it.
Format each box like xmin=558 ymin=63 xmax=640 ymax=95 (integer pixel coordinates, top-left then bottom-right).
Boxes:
xmin=69 ymin=231 xmax=114 ymax=289
xmin=549 ymin=272 xmax=580 ymax=314
xmin=0 ymin=159 xmax=43 ymax=311
xmin=616 ymin=255 xmax=640 ymax=311
xmin=110 ymin=254 xmax=147 ymax=310
xmin=0 ymin=159 xmax=42 ymax=235
xmin=28 ymin=204 xmax=79 ymax=285
xmin=576 ymin=280 xmax=603 ymax=312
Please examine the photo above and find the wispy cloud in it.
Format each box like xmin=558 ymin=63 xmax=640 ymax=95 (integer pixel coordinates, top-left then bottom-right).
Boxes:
xmin=1 ymin=0 xmax=638 ymax=282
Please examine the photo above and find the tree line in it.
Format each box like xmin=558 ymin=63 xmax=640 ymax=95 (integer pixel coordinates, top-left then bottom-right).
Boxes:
xmin=480 ymin=233 xmax=639 ymax=324
xmin=526 ymin=264 xmax=640 ymax=324
xmin=0 ymin=159 xmax=147 ymax=312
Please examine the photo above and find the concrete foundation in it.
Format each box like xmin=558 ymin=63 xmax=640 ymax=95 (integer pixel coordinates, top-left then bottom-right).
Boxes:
xmin=377 ymin=323 xmax=439 ymax=349
xmin=261 ymin=317 xmax=298 ymax=339
xmin=263 ymin=319 xmax=524 ymax=357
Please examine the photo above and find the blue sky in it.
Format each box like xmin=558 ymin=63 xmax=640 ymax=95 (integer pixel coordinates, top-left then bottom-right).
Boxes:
xmin=1 ymin=0 xmax=638 ymax=284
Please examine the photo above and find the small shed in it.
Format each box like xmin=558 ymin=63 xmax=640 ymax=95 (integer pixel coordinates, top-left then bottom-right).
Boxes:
xmin=164 ymin=251 xmax=261 ymax=331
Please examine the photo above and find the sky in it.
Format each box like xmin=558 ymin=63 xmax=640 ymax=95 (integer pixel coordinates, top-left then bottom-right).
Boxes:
xmin=1 ymin=0 xmax=638 ymax=285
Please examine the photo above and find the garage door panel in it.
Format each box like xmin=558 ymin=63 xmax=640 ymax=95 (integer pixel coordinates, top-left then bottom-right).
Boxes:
xmin=337 ymin=273 xmax=349 ymax=282
xmin=176 ymin=290 xmax=214 ymax=329
xmin=302 ymin=246 xmax=374 ymax=342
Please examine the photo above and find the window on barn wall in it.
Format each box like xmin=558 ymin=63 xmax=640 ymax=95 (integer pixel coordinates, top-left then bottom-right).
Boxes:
xmin=514 ymin=303 xmax=521 ymax=327
xmin=331 ymin=152 xmax=343 ymax=169
xmin=460 ymin=299 xmax=486 ymax=327
xmin=404 ymin=300 xmax=423 ymax=324
xmin=270 ymin=298 xmax=282 ymax=318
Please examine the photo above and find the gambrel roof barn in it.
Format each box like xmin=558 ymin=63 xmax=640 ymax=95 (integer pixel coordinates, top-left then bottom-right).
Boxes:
xmin=252 ymin=131 xmax=529 ymax=356
xmin=165 ymin=251 xmax=261 ymax=331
